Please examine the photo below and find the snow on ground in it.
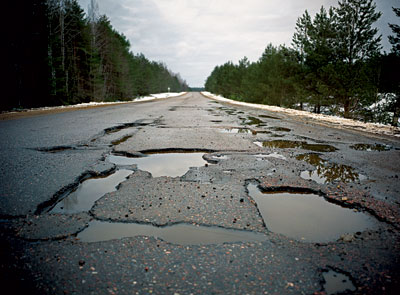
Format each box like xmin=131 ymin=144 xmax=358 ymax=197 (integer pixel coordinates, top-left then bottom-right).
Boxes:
xmin=133 ymin=92 xmax=186 ymax=102
xmin=201 ymin=92 xmax=400 ymax=138
xmin=4 ymin=92 xmax=187 ymax=114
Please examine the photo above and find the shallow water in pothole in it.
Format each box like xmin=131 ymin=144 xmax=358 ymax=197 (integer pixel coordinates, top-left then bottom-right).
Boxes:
xmin=241 ymin=116 xmax=266 ymax=126
xmin=247 ymin=184 xmax=376 ymax=242
xmin=350 ymin=143 xmax=391 ymax=151
xmin=50 ymin=170 xmax=133 ymax=214
xmin=300 ymin=170 xmax=367 ymax=184
xmin=220 ymin=128 xmax=256 ymax=135
xmin=254 ymin=153 xmax=287 ymax=160
xmin=297 ymin=153 xmax=367 ymax=184
xmin=256 ymin=140 xmax=337 ymax=152
xmin=268 ymin=127 xmax=291 ymax=132
xmin=78 ymin=221 xmax=269 ymax=245
xmin=108 ymin=153 xmax=207 ymax=177
xmin=322 ymin=270 xmax=356 ymax=295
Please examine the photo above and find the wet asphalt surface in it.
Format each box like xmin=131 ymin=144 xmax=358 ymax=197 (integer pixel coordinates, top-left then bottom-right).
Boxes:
xmin=1 ymin=92 xmax=400 ymax=294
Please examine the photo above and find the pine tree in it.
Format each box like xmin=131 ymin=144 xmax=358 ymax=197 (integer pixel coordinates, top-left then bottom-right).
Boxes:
xmin=386 ymin=6 xmax=400 ymax=126
xmin=334 ymin=0 xmax=382 ymax=117
xmin=389 ymin=7 xmax=400 ymax=54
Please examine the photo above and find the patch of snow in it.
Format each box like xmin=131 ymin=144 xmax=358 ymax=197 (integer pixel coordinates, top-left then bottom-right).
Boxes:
xmin=6 ymin=92 xmax=187 ymax=114
xmin=134 ymin=92 xmax=186 ymax=102
xmin=368 ymin=93 xmax=396 ymax=110
xmin=202 ymin=92 xmax=400 ymax=138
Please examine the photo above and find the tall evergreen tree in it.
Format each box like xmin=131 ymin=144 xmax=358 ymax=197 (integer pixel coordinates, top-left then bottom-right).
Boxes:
xmin=383 ymin=6 xmax=400 ymax=126
xmin=388 ymin=7 xmax=400 ymax=54
xmin=334 ymin=0 xmax=382 ymax=117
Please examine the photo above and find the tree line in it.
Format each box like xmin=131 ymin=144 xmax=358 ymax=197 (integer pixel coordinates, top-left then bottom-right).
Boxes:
xmin=205 ymin=0 xmax=400 ymax=126
xmin=3 ymin=0 xmax=188 ymax=112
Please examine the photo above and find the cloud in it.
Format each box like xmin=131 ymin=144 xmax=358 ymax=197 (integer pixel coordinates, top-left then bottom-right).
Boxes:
xmin=78 ymin=0 xmax=397 ymax=86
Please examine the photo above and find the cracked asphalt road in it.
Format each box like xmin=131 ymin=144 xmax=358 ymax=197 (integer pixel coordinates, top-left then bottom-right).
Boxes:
xmin=1 ymin=92 xmax=400 ymax=294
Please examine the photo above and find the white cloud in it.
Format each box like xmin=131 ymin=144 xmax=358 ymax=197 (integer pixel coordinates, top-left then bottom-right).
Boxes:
xmin=78 ymin=0 xmax=397 ymax=86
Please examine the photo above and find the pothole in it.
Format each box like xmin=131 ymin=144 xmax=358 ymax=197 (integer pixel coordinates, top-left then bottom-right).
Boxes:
xmin=254 ymin=140 xmax=337 ymax=152
xmin=268 ymin=127 xmax=291 ymax=132
xmin=107 ymin=152 xmax=208 ymax=177
xmin=350 ymin=143 xmax=391 ymax=151
xmin=212 ymin=155 xmax=229 ymax=160
xmin=322 ymin=269 xmax=356 ymax=295
xmin=241 ymin=116 xmax=266 ymax=126
xmin=247 ymin=183 xmax=376 ymax=242
xmin=36 ymin=146 xmax=76 ymax=153
xmin=259 ymin=114 xmax=280 ymax=120
xmin=50 ymin=170 xmax=133 ymax=214
xmin=220 ymin=128 xmax=256 ymax=135
xmin=297 ymin=153 xmax=367 ymax=184
xmin=104 ymin=122 xmax=149 ymax=135
xmin=111 ymin=135 xmax=133 ymax=146
xmin=254 ymin=153 xmax=287 ymax=161
xmin=77 ymin=221 xmax=268 ymax=245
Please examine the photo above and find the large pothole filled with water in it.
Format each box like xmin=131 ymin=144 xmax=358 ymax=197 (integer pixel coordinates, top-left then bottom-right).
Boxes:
xmin=247 ymin=183 xmax=376 ymax=242
xmin=50 ymin=169 xmax=133 ymax=214
xmin=77 ymin=221 xmax=268 ymax=245
xmin=108 ymin=152 xmax=208 ymax=177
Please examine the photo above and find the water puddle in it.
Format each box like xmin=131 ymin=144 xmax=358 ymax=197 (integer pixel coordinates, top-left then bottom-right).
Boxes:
xmin=254 ymin=153 xmax=287 ymax=161
xmin=322 ymin=269 xmax=356 ymax=295
xmin=212 ymin=155 xmax=228 ymax=160
xmin=297 ymin=154 xmax=366 ymax=184
xmin=50 ymin=170 xmax=133 ymax=214
xmin=241 ymin=116 xmax=266 ymax=126
xmin=247 ymin=183 xmax=376 ymax=242
xmin=108 ymin=152 xmax=207 ymax=177
xmin=350 ymin=143 xmax=391 ymax=151
xmin=77 ymin=220 xmax=268 ymax=245
xmin=255 ymin=140 xmax=337 ymax=152
xmin=268 ymin=127 xmax=291 ymax=132
xmin=220 ymin=128 xmax=256 ymax=135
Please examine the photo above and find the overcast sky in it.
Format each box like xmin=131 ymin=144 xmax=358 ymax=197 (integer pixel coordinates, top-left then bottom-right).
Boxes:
xmin=77 ymin=0 xmax=399 ymax=87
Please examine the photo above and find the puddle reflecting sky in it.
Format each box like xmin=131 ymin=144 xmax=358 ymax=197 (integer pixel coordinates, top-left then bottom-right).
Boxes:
xmin=247 ymin=184 xmax=376 ymax=242
xmin=254 ymin=153 xmax=287 ymax=160
xmin=51 ymin=170 xmax=133 ymax=214
xmin=297 ymin=153 xmax=366 ymax=184
xmin=257 ymin=140 xmax=337 ymax=152
xmin=322 ymin=270 xmax=356 ymax=295
xmin=220 ymin=128 xmax=256 ymax=135
xmin=78 ymin=221 xmax=268 ymax=245
xmin=108 ymin=153 xmax=207 ymax=177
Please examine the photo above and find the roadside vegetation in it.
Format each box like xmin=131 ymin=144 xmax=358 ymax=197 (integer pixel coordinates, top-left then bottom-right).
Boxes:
xmin=4 ymin=0 xmax=188 ymax=112
xmin=205 ymin=0 xmax=400 ymax=126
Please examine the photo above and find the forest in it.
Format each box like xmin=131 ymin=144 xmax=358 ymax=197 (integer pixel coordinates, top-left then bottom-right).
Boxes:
xmin=205 ymin=0 xmax=400 ymax=126
xmin=3 ymin=0 xmax=189 ymax=112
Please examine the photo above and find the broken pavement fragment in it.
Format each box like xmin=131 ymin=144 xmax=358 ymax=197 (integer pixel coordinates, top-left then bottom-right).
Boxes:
xmin=16 ymin=213 xmax=91 ymax=241
xmin=91 ymin=170 xmax=265 ymax=232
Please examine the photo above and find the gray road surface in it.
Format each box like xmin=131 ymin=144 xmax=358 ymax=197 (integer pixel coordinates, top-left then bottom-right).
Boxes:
xmin=1 ymin=92 xmax=399 ymax=294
